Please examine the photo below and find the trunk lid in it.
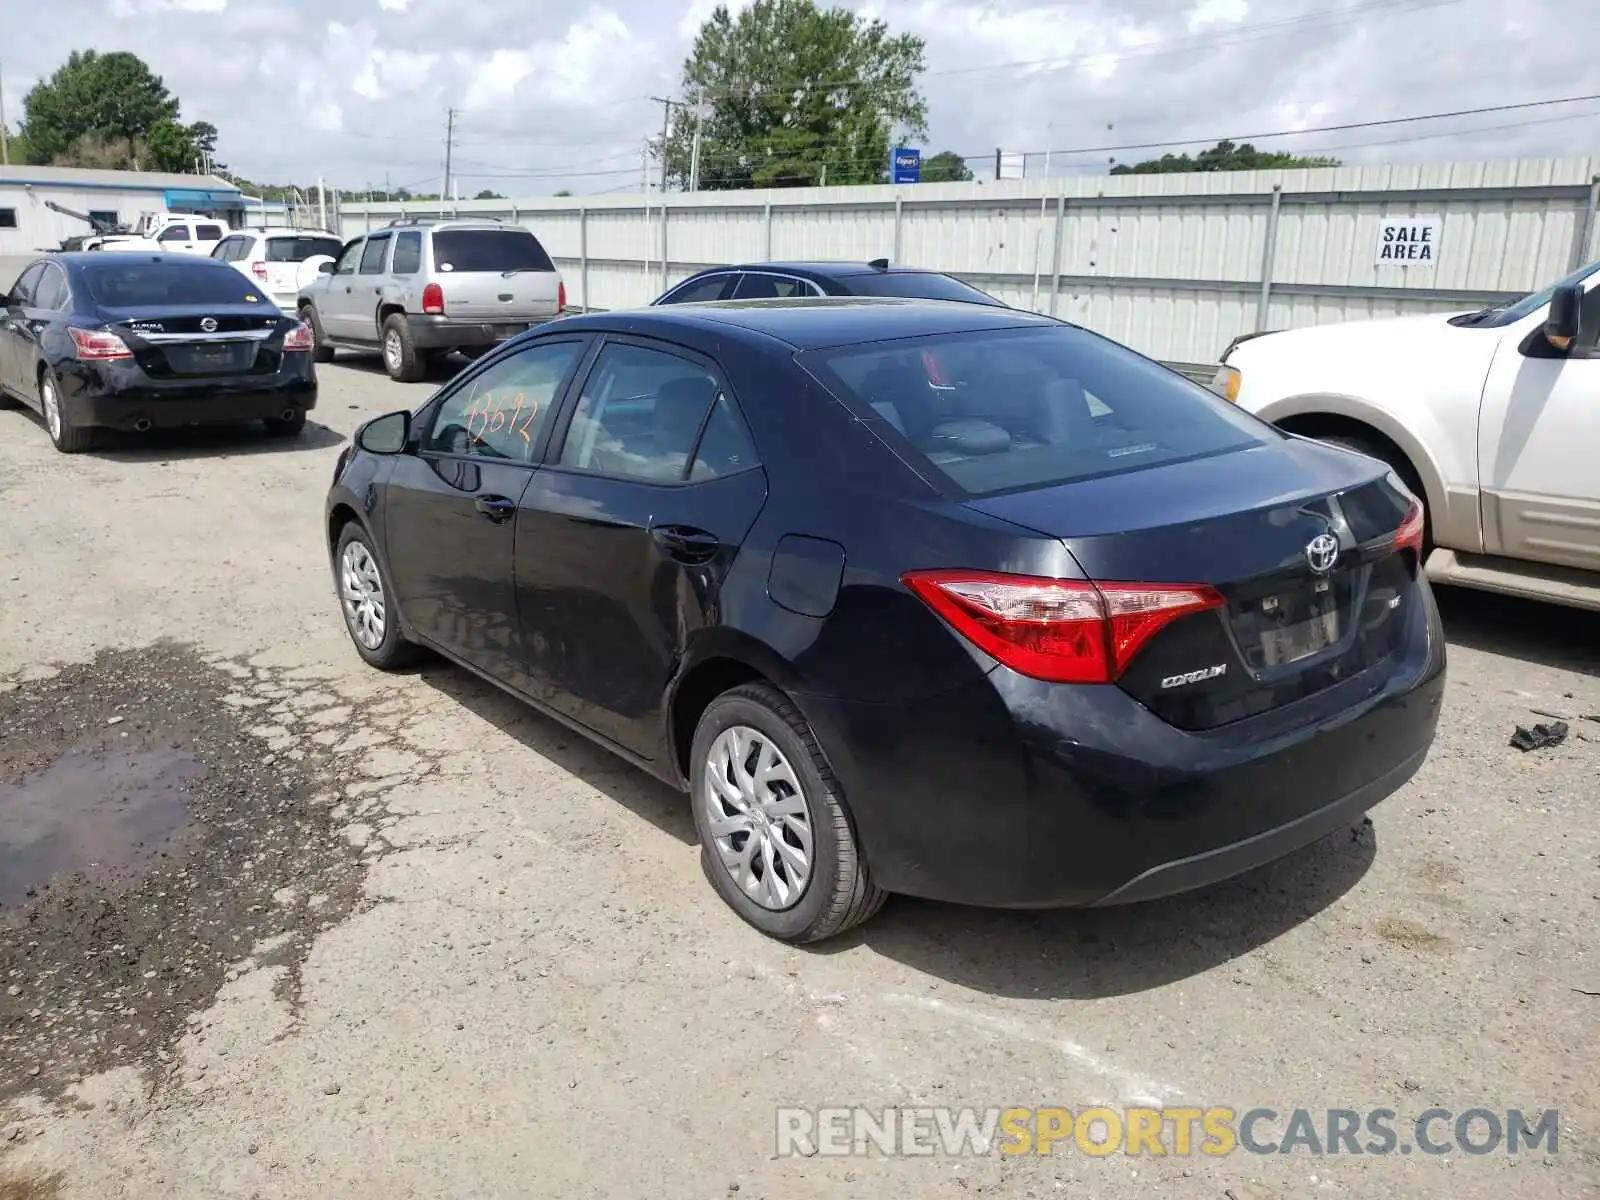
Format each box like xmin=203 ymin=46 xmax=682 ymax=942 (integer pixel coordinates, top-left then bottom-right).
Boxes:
xmin=428 ymin=228 xmax=561 ymax=321
xmin=104 ymin=303 xmax=291 ymax=378
xmin=966 ymin=439 xmax=1421 ymax=730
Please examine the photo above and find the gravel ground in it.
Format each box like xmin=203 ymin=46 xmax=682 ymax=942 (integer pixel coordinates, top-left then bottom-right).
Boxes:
xmin=0 ymin=355 xmax=1597 ymax=1199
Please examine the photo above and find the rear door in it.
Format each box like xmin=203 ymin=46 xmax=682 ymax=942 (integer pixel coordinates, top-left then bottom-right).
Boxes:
xmin=193 ymin=222 xmax=226 ymax=255
xmin=514 ymin=336 xmax=767 ymax=758
xmin=380 ymin=335 xmax=592 ymax=685
xmin=156 ymin=222 xmax=197 ymax=254
xmin=427 ymin=227 xmax=561 ymax=325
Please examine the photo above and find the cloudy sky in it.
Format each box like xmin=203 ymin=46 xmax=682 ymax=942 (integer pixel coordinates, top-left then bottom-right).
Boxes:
xmin=3 ymin=0 xmax=1598 ymax=196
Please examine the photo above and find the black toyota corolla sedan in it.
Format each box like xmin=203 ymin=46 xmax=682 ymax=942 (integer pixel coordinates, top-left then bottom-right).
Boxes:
xmin=325 ymin=298 xmax=1445 ymax=942
xmin=0 ymin=253 xmax=317 ymax=453
xmin=653 ymin=260 xmax=1004 ymax=306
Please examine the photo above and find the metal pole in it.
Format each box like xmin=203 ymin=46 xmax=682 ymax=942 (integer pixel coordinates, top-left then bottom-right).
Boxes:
xmin=689 ymin=101 xmax=704 ymax=192
xmin=317 ymin=177 xmax=327 ymax=233
xmin=1571 ymin=174 xmax=1600 ymax=271
xmin=1031 ymin=190 xmax=1048 ymax=311
xmin=642 ymin=146 xmax=651 ymax=290
xmin=579 ymin=206 xmax=589 ymax=312
xmin=892 ymin=195 xmax=903 ymax=263
xmin=660 ymin=201 xmax=668 ymax=293
xmin=442 ymin=107 xmax=456 ymax=215
xmin=0 ymin=62 xmax=9 ymax=166
xmin=1255 ymin=183 xmax=1283 ymax=332
xmin=1049 ymin=191 xmax=1065 ymax=316
xmin=763 ymin=199 xmax=773 ymax=260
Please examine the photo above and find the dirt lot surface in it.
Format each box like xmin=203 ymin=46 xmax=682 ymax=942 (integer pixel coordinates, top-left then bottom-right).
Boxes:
xmin=1 ymin=354 xmax=1597 ymax=1199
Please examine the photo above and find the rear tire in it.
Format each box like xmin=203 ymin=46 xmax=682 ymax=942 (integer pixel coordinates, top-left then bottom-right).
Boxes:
xmin=40 ymin=370 xmax=93 ymax=454
xmin=690 ymin=683 xmax=885 ymax=943
xmin=1319 ymin=433 xmax=1433 ymax=557
xmin=333 ymin=522 xmax=421 ymax=671
xmin=263 ymin=409 xmax=307 ymax=438
xmin=301 ymin=305 xmax=335 ymax=364
xmin=381 ymin=314 xmax=427 ymax=383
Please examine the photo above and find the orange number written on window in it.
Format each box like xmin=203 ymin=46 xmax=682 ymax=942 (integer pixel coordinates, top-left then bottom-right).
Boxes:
xmin=465 ymin=390 xmax=540 ymax=445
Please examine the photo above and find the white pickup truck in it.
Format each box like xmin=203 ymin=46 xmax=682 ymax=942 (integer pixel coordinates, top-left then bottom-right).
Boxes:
xmin=1212 ymin=259 xmax=1600 ymax=612
xmin=88 ymin=212 xmax=227 ymax=256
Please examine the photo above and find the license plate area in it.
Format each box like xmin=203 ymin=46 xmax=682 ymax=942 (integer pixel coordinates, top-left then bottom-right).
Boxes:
xmin=492 ymin=323 xmax=527 ymax=340
xmin=1230 ymin=574 xmax=1349 ymax=671
xmin=171 ymin=342 xmax=255 ymax=374
xmin=1258 ymin=609 xmax=1339 ymax=666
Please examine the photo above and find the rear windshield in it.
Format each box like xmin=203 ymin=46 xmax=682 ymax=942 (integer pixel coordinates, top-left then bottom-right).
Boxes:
xmin=843 ymin=271 xmax=1003 ymax=306
xmin=799 ymin=325 xmax=1271 ymax=497
xmin=79 ymin=261 xmax=270 ymax=308
xmin=431 ymin=229 xmax=554 ymax=273
xmin=265 ymin=235 xmax=343 ymax=263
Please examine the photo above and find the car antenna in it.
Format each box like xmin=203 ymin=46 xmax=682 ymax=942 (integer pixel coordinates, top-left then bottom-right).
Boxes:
xmin=868 ymin=257 xmax=889 ymax=270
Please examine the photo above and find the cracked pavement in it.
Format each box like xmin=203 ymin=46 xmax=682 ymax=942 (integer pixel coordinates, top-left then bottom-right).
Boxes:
xmin=0 ymin=358 xmax=1597 ymax=1199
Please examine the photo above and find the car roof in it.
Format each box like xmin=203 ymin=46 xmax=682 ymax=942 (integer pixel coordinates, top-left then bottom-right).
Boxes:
xmin=51 ymin=252 xmax=236 ymax=270
xmin=248 ymin=228 xmax=339 ymax=238
xmin=699 ymin=261 xmax=954 ymax=280
xmin=556 ymin=296 xmax=1056 ymax=351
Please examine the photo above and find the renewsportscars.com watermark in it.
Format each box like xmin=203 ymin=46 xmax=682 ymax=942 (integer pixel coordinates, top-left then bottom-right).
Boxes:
xmin=775 ymin=1106 xmax=1560 ymax=1158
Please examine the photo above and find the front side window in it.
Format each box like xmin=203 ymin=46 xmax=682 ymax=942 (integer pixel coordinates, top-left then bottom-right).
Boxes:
xmin=158 ymin=224 xmax=192 ymax=243
xmin=358 ymin=235 xmax=391 ymax=275
xmin=557 ymin=343 xmax=721 ymax=482
xmin=424 ymin=340 xmax=584 ymax=462
xmin=800 ymin=325 xmax=1272 ymax=497
xmin=332 ymin=240 xmax=363 ymax=276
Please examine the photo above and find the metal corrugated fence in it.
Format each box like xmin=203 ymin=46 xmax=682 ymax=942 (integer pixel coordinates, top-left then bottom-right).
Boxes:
xmin=341 ymin=156 xmax=1600 ymax=367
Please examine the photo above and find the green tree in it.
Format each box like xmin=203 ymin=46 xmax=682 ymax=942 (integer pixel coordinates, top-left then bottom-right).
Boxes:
xmin=1110 ymin=139 xmax=1339 ymax=175
xmin=553 ymin=189 xmax=573 ymax=197
xmin=473 ymin=189 xmax=506 ymax=200
xmin=666 ymin=0 xmax=927 ymax=190
xmin=18 ymin=50 xmax=215 ymax=172
xmin=920 ymin=149 xmax=972 ymax=183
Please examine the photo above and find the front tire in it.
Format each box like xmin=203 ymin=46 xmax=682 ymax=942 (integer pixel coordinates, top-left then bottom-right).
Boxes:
xmin=40 ymin=371 xmax=93 ymax=454
xmin=334 ymin=522 xmax=420 ymax=670
xmin=381 ymin=314 xmax=427 ymax=383
xmin=690 ymin=683 xmax=885 ymax=943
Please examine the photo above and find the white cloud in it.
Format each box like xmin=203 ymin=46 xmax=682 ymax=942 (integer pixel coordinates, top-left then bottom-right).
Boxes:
xmin=1186 ymin=0 xmax=1247 ymax=34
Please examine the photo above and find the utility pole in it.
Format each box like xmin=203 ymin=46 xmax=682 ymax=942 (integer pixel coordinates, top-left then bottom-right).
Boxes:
xmin=648 ymin=95 xmax=676 ymax=192
xmin=384 ymin=171 xmax=391 ymax=203
xmin=442 ymin=107 xmax=457 ymax=214
xmin=688 ymin=97 xmax=704 ymax=192
xmin=0 ymin=61 xmax=9 ymax=166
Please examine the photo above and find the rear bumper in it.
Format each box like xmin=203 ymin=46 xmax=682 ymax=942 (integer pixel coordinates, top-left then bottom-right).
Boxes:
xmin=60 ymin=369 xmax=317 ymax=430
xmin=797 ymin=575 xmax=1447 ymax=909
xmin=406 ymin=313 xmax=561 ymax=350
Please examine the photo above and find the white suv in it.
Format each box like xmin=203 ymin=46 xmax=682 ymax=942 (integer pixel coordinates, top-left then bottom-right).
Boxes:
xmin=212 ymin=229 xmax=345 ymax=313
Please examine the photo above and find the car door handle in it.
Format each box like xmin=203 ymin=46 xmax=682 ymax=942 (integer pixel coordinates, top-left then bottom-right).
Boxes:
xmin=474 ymin=495 xmax=517 ymax=524
xmin=650 ymin=524 xmax=720 ymax=562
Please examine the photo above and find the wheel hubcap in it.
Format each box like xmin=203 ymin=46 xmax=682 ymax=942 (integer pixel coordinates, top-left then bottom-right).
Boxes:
xmin=339 ymin=540 xmax=386 ymax=650
xmin=384 ymin=331 xmax=402 ymax=370
xmin=42 ymin=379 xmax=61 ymax=440
xmin=702 ymin=725 xmax=813 ymax=911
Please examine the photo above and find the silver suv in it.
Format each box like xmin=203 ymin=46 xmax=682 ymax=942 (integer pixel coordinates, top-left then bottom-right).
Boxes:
xmin=296 ymin=218 xmax=566 ymax=381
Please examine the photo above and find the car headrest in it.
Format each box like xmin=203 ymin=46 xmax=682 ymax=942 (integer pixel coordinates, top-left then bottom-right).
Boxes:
xmin=654 ymin=374 xmax=716 ymax=454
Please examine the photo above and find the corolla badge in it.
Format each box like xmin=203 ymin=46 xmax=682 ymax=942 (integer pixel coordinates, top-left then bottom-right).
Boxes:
xmin=1305 ymin=532 xmax=1340 ymax=574
xmin=200 ymin=317 xmax=219 ymax=333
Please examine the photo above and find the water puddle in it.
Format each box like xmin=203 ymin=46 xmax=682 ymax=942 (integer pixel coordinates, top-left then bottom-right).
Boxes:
xmin=0 ymin=749 xmax=205 ymax=909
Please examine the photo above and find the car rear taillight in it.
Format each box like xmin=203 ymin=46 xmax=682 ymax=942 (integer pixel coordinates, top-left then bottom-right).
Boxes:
xmin=421 ymin=282 xmax=445 ymax=315
xmin=1395 ymin=498 xmax=1425 ymax=560
xmin=68 ymin=327 xmax=134 ymax=361
xmin=558 ymin=280 xmax=567 ymax=312
xmin=252 ymin=260 xmax=268 ymax=279
xmin=283 ymin=321 xmax=314 ymax=352
xmin=902 ymin=569 xmax=1225 ymax=684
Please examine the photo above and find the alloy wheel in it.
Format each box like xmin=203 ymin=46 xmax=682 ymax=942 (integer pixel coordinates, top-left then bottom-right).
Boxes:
xmin=384 ymin=330 xmax=403 ymax=373
xmin=701 ymin=725 xmax=814 ymax=911
xmin=339 ymin=540 xmax=387 ymax=650
xmin=41 ymin=377 xmax=62 ymax=442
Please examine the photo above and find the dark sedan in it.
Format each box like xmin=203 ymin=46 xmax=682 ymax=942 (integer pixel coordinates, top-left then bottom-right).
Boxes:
xmin=0 ymin=253 xmax=317 ymax=453
xmin=653 ymin=259 xmax=1005 ymax=306
xmin=326 ymin=298 xmax=1445 ymax=942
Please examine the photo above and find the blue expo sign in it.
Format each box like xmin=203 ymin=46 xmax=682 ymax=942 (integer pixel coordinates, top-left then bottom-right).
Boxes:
xmin=891 ymin=148 xmax=921 ymax=184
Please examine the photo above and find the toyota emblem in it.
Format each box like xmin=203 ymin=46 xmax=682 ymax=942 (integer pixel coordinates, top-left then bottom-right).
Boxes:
xmin=1305 ymin=532 xmax=1340 ymax=575
xmin=200 ymin=317 xmax=218 ymax=333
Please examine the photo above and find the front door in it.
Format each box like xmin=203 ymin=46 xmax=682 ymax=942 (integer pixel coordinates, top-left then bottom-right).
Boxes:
xmin=381 ymin=335 xmax=591 ymax=683
xmin=515 ymin=337 xmax=768 ymax=759
xmin=318 ymin=238 xmax=367 ymax=339
xmin=1478 ymin=282 xmax=1600 ymax=571
xmin=0 ymin=263 xmax=47 ymax=399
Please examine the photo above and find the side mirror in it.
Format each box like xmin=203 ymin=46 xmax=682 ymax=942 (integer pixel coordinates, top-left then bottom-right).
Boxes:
xmin=357 ymin=410 xmax=410 ymax=455
xmin=318 ymin=260 xmax=335 ymax=275
xmin=1545 ymin=282 xmax=1582 ymax=349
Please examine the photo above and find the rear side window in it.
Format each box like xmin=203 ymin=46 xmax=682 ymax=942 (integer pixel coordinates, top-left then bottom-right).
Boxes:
xmin=33 ymin=266 xmax=69 ymax=311
xmin=431 ymin=229 xmax=553 ymax=273
xmin=195 ymin=223 xmax=224 ymax=242
xmin=391 ymin=232 xmax=423 ymax=274
xmin=266 ymin=236 xmax=343 ymax=263
xmin=558 ymin=343 xmax=721 ymax=482
xmin=843 ymin=272 xmax=1002 ymax=305
xmin=799 ymin=326 xmax=1270 ymax=497
xmin=662 ymin=273 xmax=736 ymax=304
xmin=80 ymin=261 xmax=269 ymax=308
xmin=732 ymin=274 xmax=815 ymax=300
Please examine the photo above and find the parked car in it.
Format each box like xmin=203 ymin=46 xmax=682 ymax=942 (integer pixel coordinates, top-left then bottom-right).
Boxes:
xmin=212 ymin=228 xmax=344 ymax=312
xmin=653 ymin=260 xmax=1005 ymax=306
xmin=0 ymin=253 xmax=317 ymax=453
xmin=1214 ymin=257 xmax=1600 ymax=612
xmin=297 ymin=218 xmax=566 ymax=382
xmin=326 ymin=297 xmax=1444 ymax=941
xmin=89 ymin=212 xmax=229 ymax=256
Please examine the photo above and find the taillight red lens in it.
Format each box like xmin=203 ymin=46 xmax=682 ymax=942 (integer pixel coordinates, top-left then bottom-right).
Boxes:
xmin=283 ymin=321 xmax=314 ymax=352
xmin=251 ymin=260 xmax=268 ymax=279
xmin=902 ymin=570 xmax=1225 ymax=684
xmin=421 ymin=282 xmax=445 ymax=315
xmin=557 ymin=280 xmax=567 ymax=312
xmin=1395 ymin=499 xmax=1426 ymax=559
xmin=68 ymin=327 xmax=134 ymax=361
